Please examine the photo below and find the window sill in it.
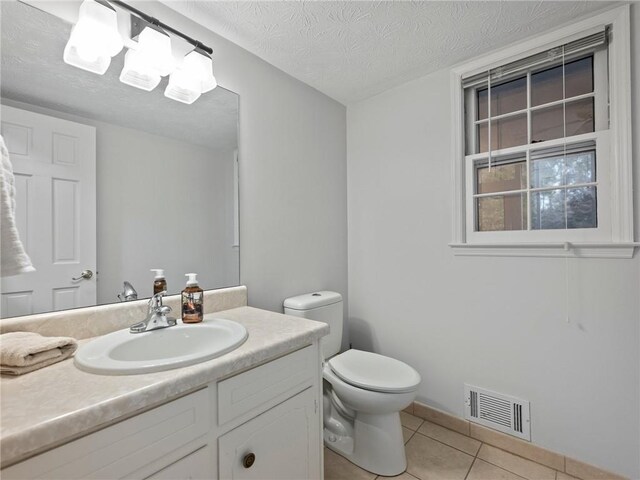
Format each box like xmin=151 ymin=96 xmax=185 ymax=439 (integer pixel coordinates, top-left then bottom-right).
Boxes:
xmin=449 ymin=242 xmax=638 ymax=259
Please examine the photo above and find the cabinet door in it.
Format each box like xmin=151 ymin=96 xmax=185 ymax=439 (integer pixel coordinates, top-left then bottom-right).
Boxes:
xmin=218 ymin=388 xmax=320 ymax=480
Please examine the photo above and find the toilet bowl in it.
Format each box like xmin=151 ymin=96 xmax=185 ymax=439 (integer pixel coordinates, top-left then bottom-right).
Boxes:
xmin=323 ymin=349 xmax=420 ymax=475
xmin=284 ymin=292 xmax=421 ymax=476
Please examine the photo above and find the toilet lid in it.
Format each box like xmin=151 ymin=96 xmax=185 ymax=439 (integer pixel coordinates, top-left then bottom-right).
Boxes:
xmin=328 ymin=350 xmax=421 ymax=393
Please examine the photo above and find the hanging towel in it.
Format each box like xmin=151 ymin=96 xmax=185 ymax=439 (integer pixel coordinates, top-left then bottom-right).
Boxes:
xmin=0 ymin=135 xmax=35 ymax=277
xmin=0 ymin=331 xmax=78 ymax=375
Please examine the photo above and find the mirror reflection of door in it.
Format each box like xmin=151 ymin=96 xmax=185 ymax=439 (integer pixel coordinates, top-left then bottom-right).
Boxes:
xmin=1 ymin=105 xmax=97 ymax=317
xmin=0 ymin=1 xmax=240 ymax=319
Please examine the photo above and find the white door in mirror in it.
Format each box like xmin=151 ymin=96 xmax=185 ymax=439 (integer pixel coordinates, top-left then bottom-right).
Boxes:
xmin=74 ymin=318 xmax=248 ymax=375
xmin=1 ymin=105 xmax=97 ymax=317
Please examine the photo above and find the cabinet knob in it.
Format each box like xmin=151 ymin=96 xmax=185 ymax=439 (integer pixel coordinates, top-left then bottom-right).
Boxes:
xmin=243 ymin=452 xmax=256 ymax=469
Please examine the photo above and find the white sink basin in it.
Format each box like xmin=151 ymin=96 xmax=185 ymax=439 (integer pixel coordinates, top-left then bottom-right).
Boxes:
xmin=74 ymin=318 xmax=248 ymax=375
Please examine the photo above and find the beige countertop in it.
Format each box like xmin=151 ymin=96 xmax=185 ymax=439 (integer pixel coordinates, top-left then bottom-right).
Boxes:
xmin=0 ymin=306 xmax=329 ymax=468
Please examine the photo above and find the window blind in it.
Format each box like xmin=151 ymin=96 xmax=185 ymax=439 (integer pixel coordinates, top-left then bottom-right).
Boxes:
xmin=462 ymin=29 xmax=607 ymax=89
xmin=530 ymin=140 xmax=596 ymax=161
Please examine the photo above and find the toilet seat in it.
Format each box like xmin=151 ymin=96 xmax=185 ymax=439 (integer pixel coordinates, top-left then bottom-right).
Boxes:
xmin=328 ymin=349 xmax=420 ymax=394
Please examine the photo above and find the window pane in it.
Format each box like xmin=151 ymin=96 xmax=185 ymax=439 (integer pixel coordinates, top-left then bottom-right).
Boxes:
xmin=531 ymin=98 xmax=594 ymax=143
xmin=477 ymin=77 xmax=527 ymax=120
xmin=567 ymin=186 xmax=597 ymax=228
xmin=565 ymin=150 xmax=596 ymax=185
xmin=476 ymin=160 xmax=526 ymax=194
xmin=477 ymin=193 xmax=527 ymax=231
xmin=477 ymin=89 xmax=488 ymax=120
xmin=566 ymin=97 xmax=595 ymax=136
xmin=530 ymin=186 xmax=597 ymax=230
xmin=530 ymin=156 xmax=564 ymax=189
xmin=530 ymin=149 xmax=596 ymax=188
xmin=478 ymin=114 xmax=527 ymax=152
xmin=531 ymin=105 xmax=562 ymax=143
xmin=565 ymin=57 xmax=593 ymax=99
xmin=531 ymin=64 xmax=563 ymax=107
xmin=531 ymin=189 xmax=566 ymax=230
xmin=531 ymin=57 xmax=594 ymax=106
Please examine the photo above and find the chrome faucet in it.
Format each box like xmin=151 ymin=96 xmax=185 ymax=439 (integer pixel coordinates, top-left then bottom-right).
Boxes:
xmin=129 ymin=291 xmax=177 ymax=333
xmin=118 ymin=281 xmax=138 ymax=302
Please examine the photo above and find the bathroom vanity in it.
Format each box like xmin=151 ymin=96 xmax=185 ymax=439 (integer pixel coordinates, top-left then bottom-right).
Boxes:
xmin=0 ymin=289 xmax=328 ymax=479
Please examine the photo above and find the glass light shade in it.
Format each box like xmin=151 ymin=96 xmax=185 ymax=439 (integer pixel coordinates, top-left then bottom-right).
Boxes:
xmin=164 ymin=49 xmax=217 ymax=104
xmin=120 ymin=25 xmax=174 ymax=90
xmin=119 ymin=49 xmax=161 ymax=91
xmin=191 ymin=51 xmax=217 ymax=93
xmin=63 ymin=0 xmax=123 ymax=75
xmin=164 ymin=68 xmax=202 ymax=104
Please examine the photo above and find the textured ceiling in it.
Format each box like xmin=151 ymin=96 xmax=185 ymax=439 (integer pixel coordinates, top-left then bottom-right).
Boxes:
xmin=1 ymin=1 xmax=238 ymax=151
xmin=162 ymin=1 xmax=615 ymax=105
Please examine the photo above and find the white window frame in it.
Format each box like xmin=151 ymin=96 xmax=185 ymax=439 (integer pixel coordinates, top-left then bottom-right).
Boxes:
xmin=449 ymin=5 xmax=635 ymax=259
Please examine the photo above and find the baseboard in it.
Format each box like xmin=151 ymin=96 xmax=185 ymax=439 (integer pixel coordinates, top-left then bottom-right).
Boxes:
xmin=407 ymin=401 xmax=628 ymax=480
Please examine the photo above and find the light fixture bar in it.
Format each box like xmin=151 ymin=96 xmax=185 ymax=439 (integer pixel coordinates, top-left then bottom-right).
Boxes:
xmin=109 ymin=0 xmax=213 ymax=55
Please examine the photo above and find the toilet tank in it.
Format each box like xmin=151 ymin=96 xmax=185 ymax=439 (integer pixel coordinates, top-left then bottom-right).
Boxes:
xmin=283 ymin=291 xmax=343 ymax=359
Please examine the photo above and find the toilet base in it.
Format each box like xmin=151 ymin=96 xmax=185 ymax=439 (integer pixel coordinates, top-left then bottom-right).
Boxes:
xmin=324 ymin=411 xmax=407 ymax=476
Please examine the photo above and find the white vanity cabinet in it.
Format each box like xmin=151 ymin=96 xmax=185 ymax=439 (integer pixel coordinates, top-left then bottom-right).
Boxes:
xmin=2 ymin=344 xmax=322 ymax=480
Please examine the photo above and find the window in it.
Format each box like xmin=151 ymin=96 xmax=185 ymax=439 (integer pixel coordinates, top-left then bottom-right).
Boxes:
xmin=450 ymin=6 xmax=634 ymax=258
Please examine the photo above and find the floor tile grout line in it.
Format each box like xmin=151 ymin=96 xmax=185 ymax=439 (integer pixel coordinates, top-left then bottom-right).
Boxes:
xmin=443 ymin=423 xmax=567 ymax=476
xmin=479 ymin=443 xmax=561 ymax=475
xmin=324 ymin=446 xmax=377 ymax=480
xmin=464 ymin=456 xmax=478 ymax=480
xmin=400 ymin=421 xmax=423 ymax=434
xmin=330 ymin=414 xmax=576 ymax=480
xmin=409 ymin=429 xmax=481 ymax=459
xmin=405 ymin=429 xmax=417 ymax=445
xmin=477 ymin=454 xmax=548 ymax=480
xmin=400 ymin=414 xmax=424 ymax=432
xmin=415 ymin=416 xmax=571 ymax=475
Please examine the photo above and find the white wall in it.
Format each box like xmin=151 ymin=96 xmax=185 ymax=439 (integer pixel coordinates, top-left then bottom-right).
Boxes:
xmin=147 ymin=1 xmax=349 ymax=322
xmin=347 ymin=6 xmax=640 ymax=479
xmin=95 ymin=125 xmax=237 ymax=302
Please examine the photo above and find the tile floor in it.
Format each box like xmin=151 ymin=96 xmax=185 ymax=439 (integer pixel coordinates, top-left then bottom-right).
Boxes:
xmin=324 ymin=411 xmax=578 ymax=480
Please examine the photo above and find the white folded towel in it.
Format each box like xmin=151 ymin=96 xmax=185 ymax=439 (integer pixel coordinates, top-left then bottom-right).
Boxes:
xmin=0 ymin=135 xmax=35 ymax=277
xmin=0 ymin=331 xmax=77 ymax=375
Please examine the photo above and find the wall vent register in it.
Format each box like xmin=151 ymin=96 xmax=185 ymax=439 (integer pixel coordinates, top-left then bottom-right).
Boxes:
xmin=464 ymin=384 xmax=531 ymax=441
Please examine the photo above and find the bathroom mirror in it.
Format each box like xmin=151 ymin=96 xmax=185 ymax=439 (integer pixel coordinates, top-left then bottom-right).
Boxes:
xmin=0 ymin=1 xmax=240 ymax=318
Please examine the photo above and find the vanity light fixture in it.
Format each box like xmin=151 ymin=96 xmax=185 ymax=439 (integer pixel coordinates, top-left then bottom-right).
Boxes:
xmin=164 ymin=47 xmax=217 ymax=104
xmin=63 ymin=0 xmax=123 ymax=75
xmin=64 ymin=0 xmax=217 ymax=102
xmin=119 ymin=24 xmax=174 ymax=91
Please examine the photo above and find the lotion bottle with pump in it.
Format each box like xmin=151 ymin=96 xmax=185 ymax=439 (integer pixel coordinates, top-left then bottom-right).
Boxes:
xmin=182 ymin=273 xmax=203 ymax=323
xmin=150 ymin=269 xmax=166 ymax=295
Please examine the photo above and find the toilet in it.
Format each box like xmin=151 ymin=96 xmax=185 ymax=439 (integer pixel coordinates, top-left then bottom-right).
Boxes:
xmin=284 ymin=291 xmax=421 ymax=476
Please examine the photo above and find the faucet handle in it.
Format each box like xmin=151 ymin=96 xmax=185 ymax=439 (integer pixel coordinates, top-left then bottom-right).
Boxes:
xmin=148 ymin=291 xmax=166 ymax=311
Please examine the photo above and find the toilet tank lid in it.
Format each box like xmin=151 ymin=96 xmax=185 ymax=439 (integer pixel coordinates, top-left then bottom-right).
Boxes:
xmin=284 ymin=291 xmax=342 ymax=310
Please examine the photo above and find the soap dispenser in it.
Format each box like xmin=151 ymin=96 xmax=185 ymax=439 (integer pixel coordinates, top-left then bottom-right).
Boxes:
xmin=150 ymin=269 xmax=167 ymax=295
xmin=182 ymin=273 xmax=203 ymax=323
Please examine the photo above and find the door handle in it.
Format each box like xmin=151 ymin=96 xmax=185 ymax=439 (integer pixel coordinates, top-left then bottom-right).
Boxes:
xmin=72 ymin=269 xmax=93 ymax=281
